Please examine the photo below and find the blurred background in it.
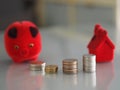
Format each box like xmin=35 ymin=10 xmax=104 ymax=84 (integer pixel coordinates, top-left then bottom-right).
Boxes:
xmin=0 ymin=0 xmax=118 ymax=57
xmin=0 ymin=0 xmax=116 ymax=29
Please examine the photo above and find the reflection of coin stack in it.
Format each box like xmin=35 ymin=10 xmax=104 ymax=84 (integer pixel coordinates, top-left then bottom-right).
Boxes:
xmin=63 ymin=59 xmax=78 ymax=74
xmin=84 ymin=73 xmax=96 ymax=88
xmin=83 ymin=54 xmax=96 ymax=73
xmin=29 ymin=61 xmax=46 ymax=71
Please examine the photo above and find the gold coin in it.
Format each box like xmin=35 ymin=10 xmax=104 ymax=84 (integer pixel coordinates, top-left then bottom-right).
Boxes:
xmin=63 ymin=64 xmax=78 ymax=69
xmin=45 ymin=65 xmax=58 ymax=73
xmin=62 ymin=59 xmax=78 ymax=65
xmin=45 ymin=69 xmax=58 ymax=73
xmin=30 ymin=67 xmax=42 ymax=71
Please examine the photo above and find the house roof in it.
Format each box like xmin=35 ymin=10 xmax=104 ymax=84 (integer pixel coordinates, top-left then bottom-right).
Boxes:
xmin=87 ymin=24 xmax=115 ymax=50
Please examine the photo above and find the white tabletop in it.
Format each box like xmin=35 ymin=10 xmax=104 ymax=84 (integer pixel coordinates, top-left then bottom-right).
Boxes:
xmin=0 ymin=26 xmax=119 ymax=90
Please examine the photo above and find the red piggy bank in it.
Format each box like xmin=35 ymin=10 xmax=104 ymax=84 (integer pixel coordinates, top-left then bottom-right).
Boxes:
xmin=4 ymin=21 xmax=42 ymax=63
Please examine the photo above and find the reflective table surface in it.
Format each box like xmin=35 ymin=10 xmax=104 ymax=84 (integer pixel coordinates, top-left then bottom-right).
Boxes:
xmin=0 ymin=25 xmax=119 ymax=90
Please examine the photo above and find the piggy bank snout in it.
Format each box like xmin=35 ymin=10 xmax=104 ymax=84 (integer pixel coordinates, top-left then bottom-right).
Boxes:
xmin=20 ymin=49 xmax=29 ymax=57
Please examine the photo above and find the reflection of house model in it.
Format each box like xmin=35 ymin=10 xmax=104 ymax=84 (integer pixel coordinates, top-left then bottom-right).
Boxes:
xmin=87 ymin=24 xmax=115 ymax=62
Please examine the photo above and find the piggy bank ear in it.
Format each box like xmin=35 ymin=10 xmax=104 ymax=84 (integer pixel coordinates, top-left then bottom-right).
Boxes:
xmin=29 ymin=27 xmax=38 ymax=38
xmin=8 ymin=27 xmax=17 ymax=38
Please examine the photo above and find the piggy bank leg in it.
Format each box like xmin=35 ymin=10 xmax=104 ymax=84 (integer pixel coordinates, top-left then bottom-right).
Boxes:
xmin=30 ymin=56 xmax=38 ymax=61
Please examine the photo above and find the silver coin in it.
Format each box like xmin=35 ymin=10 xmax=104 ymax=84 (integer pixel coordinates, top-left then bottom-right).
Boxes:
xmin=83 ymin=54 xmax=96 ymax=59
xmin=30 ymin=67 xmax=42 ymax=71
xmin=83 ymin=63 xmax=96 ymax=67
xmin=84 ymin=69 xmax=96 ymax=73
xmin=83 ymin=67 xmax=96 ymax=72
xmin=83 ymin=66 xmax=96 ymax=69
xmin=29 ymin=61 xmax=46 ymax=71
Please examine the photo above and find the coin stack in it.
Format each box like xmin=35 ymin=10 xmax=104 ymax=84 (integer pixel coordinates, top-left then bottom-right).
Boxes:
xmin=45 ymin=65 xmax=58 ymax=73
xmin=83 ymin=54 xmax=96 ymax=73
xmin=63 ymin=59 xmax=78 ymax=74
xmin=29 ymin=61 xmax=46 ymax=71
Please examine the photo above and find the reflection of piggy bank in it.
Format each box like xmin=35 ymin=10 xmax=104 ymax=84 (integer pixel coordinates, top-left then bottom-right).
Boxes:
xmin=6 ymin=64 xmax=43 ymax=90
xmin=96 ymin=63 xmax=114 ymax=90
xmin=4 ymin=21 xmax=42 ymax=63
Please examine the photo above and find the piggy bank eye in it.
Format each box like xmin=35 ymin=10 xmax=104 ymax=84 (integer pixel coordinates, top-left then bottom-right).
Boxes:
xmin=29 ymin=43 xmax=34 ymax=48
xmin=14 ymin=45 xmax=19 ymax=50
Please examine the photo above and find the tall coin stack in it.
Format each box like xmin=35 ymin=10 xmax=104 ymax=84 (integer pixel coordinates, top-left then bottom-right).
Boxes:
xmin=63 ymin=59 xmax=78 ymax=74
xmin=83 ymin=54 xmax=96 ymax=73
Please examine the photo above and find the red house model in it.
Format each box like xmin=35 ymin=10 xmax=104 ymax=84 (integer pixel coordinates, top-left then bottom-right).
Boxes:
xmin=87 ymin=24 xmax=115 ymax=63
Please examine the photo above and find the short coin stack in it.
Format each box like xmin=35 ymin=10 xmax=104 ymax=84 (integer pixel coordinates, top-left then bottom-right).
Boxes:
xmin=45 ymin=65 xmax=58 ymax=73
xmin=63 ymin=59 xmax=78 ymax=74
xmin=29 ymin=61 xmax=46 ymax=71
xmin=83 ymin=54 xmax=96 ymax=73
